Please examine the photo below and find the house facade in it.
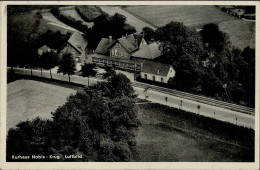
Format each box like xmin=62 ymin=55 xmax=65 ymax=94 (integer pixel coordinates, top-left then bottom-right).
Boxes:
xmin=140 ymin=60 xmax=175 ymax=83
xmin=59 ymin=31 xmax=88 ymax=63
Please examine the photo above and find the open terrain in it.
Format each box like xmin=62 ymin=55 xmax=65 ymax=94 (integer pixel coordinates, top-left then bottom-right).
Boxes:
xmin=60 ymin=7 xmax=94 ymax=28
xmin=121 ymin=5 xmax=255 ymax=50
xmin=8 ymin=11 xmax=75 ymax=42
xmin=122 ymin=5 xmax=235 ymax=28
xmin=7 ymin=80 xmax=76 ymax=131
xmin=135 ymin=103 xmax=254 ymax=162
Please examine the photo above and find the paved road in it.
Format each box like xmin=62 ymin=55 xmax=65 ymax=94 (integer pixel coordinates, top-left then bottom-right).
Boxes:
xmin=9 ymin=67 xmax=255 ymax=129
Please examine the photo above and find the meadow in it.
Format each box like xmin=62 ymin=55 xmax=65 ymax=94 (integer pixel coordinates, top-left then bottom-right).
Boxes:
xmin=135 ymin=103 xmax=254 ymax=162
xmin=8 ymin=11 xmax=74 ymax=42
xmin=7 ymin=79 xmax=76 ymax=131
xmin=122 ymin=5 xmax=255 ymax=50
xmin=60 ymin=7 xmax=94 ymax=28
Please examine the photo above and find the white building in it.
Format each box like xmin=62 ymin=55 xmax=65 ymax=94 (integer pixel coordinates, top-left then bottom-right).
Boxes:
xmin=140 ymin=60 xmax=175 ymax=83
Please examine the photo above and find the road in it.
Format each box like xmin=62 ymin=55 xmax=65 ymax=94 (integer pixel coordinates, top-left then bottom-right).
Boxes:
xmin=8 ymin=67 xmax=255 ymax=129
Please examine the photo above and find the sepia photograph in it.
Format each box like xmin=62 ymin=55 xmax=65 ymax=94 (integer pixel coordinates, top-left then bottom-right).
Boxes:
xmin=0 ymin=1 xmax=259 ymax=169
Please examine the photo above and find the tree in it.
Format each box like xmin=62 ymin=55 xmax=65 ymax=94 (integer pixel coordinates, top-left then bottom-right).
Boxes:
xmin=86 ymin=13 xmax=136 ymax=49
xmin=80 ymin=63 xmax=97 ymax=86
xmin=58 ymin=53 xmax=76 ymax=82
xmin=142 ymin=27 xmax=155 ymax=43
xmin=103 ymin=66 xmax=116 ymax=79
xmin=154 ymin=22 xmax=205 ymax=91
xmin=201 ymin=23 xmax=230 ymax=53
xmin=7 ymin=117 xmax=53 ymax=161
xmin=106 ymin=73 xmax=135 ymax=98
xmin=40 ymin=51 xmax=59 ymax=79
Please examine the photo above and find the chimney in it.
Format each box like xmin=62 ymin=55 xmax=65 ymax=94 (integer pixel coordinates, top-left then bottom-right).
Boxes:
xmin=157 ymin=69 xmax=160 ymax=75
xmin=109 ymin=35 xmax=112 ymax=43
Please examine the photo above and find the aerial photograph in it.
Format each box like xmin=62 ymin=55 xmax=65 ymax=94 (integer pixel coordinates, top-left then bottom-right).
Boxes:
xmin=6 ymin=4 xmax=255 ymax=162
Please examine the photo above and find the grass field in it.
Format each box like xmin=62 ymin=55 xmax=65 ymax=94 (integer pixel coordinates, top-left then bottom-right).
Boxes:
xmin=123 ymin=6 xmax=235 ymax=28
xmin=7 ymin=80 xmax=76 ymax=131
xmin=8 ymin=11 xmax=74 ymax=42
xmin=135 ymin=103 xmax=254 ymax=162
xmin=60 ymin=7 xmax=94 ymax=28
xmin=122 ymin=5 xmax=255 ymax=50
xmin=219 ymin=20 xmax=255 ymax=49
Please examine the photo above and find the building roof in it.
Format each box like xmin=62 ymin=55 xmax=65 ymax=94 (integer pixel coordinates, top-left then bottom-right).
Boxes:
xmin=131 ymin=42 xmax=162 ymax=60
xmin=38 ymin=45 xmax=50 ymax=55
xmin=95 ymin=38 xmax=116 ymax=54
xmin=109 ymin=33 xmax=144 ymax=53
xmin=141 ymin=60 xmax=173 ymax=77
xmin=67 ymin=32 xmax=88 ymax=54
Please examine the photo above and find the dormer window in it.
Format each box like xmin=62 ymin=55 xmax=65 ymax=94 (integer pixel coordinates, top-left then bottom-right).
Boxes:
xmin=157 ymin=69 xmax=160 ymax=74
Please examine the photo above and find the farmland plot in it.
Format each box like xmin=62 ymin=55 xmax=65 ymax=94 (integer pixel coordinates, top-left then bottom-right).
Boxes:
xmin=136 ymin=104 xmax=254 ymax=162
xmin=7 ymin=80 xmax=76 ymax=131
xmin=60 ymin=7 xmax=94 ymax=28
xmin=219 ymin=20 xmax=255 ymax=50
xmin=122 ymin=5 xmax=255 ymax=49
xmin=122 ymin=5 xmax=235 ymax=28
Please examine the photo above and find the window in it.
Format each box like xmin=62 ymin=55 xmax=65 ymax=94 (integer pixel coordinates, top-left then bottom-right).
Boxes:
xmin=115 ymin=49 xmax=118 ymax=56
xmin=153 ymin=76 xmax=156 ymax=81
xmin=144 ymin=74 xmax=147 ymax=79
xmin=161 ymin=77 xmax=164 ymax=83
xmin=111 ymin=49 xmax=114 ymax=56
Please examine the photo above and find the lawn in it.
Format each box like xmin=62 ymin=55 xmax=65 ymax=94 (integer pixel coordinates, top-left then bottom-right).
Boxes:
xmin=135 ymin=103 xmax=254 ymax=162
xmin=122 ymin=5 xmax=255 ymax=50
xmin=7 ymin=79 xmax=76 ymax=131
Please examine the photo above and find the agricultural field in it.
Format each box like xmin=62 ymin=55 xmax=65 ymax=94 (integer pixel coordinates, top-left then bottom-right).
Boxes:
xmin=8 ymin=11 xmax=74 ymax=42
xmin=99 ymin=6 xmax=157 ymax=33
xmin=121 ymin=5 xmax=255 ymax=50
xmin=122 ymin=5 xmax=235 ymax=28
xmin=7 ymin=80 xmax=76 ymax=131
xmin=60 ymin=7 xmax=94 ymax=28
xmin=219 ymin=20 xmax=255 ymax=49
xmin=135 ymin=103 xmax=254 ymax=162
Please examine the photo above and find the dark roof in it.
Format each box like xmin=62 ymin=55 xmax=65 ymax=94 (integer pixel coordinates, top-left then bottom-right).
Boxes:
xmin=67 ymin=32 xmax=88 ymax=54
xmin=95 ymin=38 xmax=116 ymax=54
xmin=131 ymin=42 xmax=162 ymax=60
xmin=141 ymin=60 xmax=173 ymax=77
xmin=109 ymin=33 xmax=144 ymax=53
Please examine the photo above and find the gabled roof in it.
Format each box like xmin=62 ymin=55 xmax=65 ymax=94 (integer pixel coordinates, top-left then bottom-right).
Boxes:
xmin=141 ymin=60 xmax=173 ymax=77
xmin=67 ymin=32 xmax=88 ymax=54
xmin=95 ymin=38 xmax=116 ymax=54
xmin=131 ymin=42 xmax=162 ymax=60
xmin=109 ymin=33 xmax=144 ymax=53
xmin=38 ymin=45 xmax=50 ymax=56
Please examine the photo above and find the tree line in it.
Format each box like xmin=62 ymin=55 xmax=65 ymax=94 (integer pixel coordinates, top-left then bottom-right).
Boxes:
xmin=142 ymin=22 xmax=255 ymax=107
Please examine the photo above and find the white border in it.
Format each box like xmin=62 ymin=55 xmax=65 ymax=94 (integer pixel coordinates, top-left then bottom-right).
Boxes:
xmin=0 ymin=1 xmax=259 ymax=169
